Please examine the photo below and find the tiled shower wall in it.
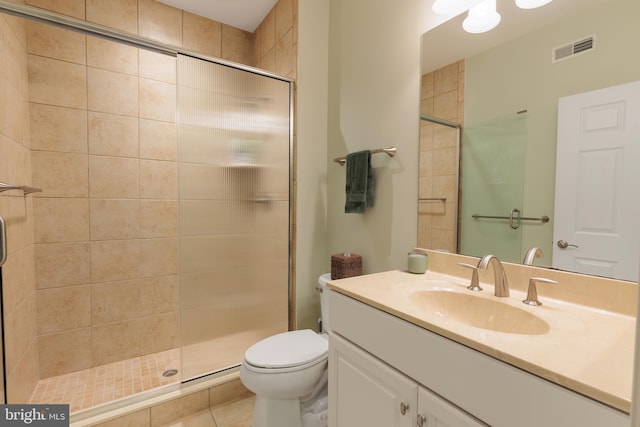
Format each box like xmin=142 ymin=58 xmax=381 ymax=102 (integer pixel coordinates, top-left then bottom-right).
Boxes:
xmin=0 ymin=0 xmax=297 ymax=402
xmin=0 ymin=9 xmax=38 ymax=404
xmin=418 ymin=61 xmax=464 ymax=252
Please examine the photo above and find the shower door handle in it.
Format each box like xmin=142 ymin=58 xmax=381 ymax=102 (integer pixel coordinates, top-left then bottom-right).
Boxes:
xmin=0 ymin=215 xmax=6 ymax=267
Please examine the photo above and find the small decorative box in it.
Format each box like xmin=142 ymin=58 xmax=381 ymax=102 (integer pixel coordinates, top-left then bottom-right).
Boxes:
xmin=331 ymin=252 xmax=363 ymax=279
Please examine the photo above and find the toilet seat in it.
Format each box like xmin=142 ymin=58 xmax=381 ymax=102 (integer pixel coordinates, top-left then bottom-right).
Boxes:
xmin=244 ymin=329 xmax=328 ymax=370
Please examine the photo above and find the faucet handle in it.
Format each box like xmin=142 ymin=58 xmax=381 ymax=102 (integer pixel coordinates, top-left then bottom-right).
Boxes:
xmin=523 ymin=277 xmax=558 ymax=306
xmin=458 ymin=263 xmax=482 ymax=292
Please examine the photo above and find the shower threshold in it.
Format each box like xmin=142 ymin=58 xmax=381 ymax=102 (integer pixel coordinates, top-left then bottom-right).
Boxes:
xmin=29 ymin=348 xmax=180 ymax=413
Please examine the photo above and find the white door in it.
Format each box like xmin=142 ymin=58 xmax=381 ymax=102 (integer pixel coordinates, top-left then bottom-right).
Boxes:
xmin=329 ymin=333 xmax=416 ymax=427
xmin=554 ymin=80 xmax=640 ymax=281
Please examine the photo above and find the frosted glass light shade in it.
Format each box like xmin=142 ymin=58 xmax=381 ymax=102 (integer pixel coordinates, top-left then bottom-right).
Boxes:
xmin=463 ymin=0 xmax=501 ymax=33
xmin=432 ymin=0 xmax=484 ymax=15
xmin=515 ymin=0 xmax=553 ymax=9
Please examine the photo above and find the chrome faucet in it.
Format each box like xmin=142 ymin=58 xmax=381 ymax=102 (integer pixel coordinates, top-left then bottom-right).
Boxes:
xmin=522 ymin=247 xmax=543 ymax=266
xmin=477 ymin=255 xmax=510 ymax=297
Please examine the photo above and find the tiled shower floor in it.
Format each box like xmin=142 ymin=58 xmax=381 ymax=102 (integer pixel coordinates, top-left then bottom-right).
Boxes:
xmin=29 ymin=348 xmax=181 ymax=413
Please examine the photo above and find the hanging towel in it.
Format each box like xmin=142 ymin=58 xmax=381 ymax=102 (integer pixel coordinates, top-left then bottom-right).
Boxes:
xmin=344 ymin=150 xmax=375 ymax=213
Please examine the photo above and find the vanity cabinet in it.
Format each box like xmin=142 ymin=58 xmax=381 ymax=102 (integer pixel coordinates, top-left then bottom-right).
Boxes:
xmin=330 ymin=332 xmax=487 ymax=427
xmin=327 ymin=290 xmax=629 ymax=427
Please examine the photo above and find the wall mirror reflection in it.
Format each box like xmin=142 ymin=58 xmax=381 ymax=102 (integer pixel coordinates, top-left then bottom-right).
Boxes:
xmin=419 ymin=0 xmax=640 ymax=281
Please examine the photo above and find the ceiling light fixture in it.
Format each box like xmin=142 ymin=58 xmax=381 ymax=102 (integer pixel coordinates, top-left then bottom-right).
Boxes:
xmin=515 ymin=0 xmax=553 ymax=9
xmin=431 ymin=0 xmax=484 ymax=16
xmin=463 ymin=0 xmax=501 ymax=33
xmin=432 ymin=0 xmax=553 ymax=34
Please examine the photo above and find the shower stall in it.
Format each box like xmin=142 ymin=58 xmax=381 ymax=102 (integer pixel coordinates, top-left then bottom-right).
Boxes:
xmin=0 ymin=1 xmax=292 ymax=416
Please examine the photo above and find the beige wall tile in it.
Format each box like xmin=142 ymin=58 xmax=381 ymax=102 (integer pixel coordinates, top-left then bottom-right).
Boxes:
xmin=433 ymin=90 xmax=458 ymax=121
xmin=0 ymin=18 xmax=28 ymax=97
xmin=0 ymin=76 xmax=29 ymax=145
xmin=275 ymin=0 xmax=294 ymax=41
xmin=139 ymin=78 xmax=176 ymax=122
xmin=138 ymin=0 xmax=182 ymax=46
xmin=91 ymin=319 xmax=140 ymax=365
xmin=258 ymin=9 xmax=276 ymax=60
xmin=209 ymin=379 xmax=252 ymax=407
xmin=150 ymin=389 xmax=209 ymax=427
xmin=87 ymin=36 xmax=138 ymax=75
xmin=139 ymin=238 xmax=178 ymax=277
xmin=433 ymin=124 xmax=458 ymax=149
xmin=38 ymin=328 xmax=92 ymax=378
xmin=6 ymin=341 xmax=38 ymax=404
xmin=433 ymin=175 xmax=458 ymax=201
xmin=30 ymin=103 xmax=88 ymax=153
xmin=4 ymin=295 xmax=37 ymax=374
xmin=139 ymin=50 xmax=176 ymax=84
xmin=140 ymin=200 xmax=177 ymax=238
xmin=257 ymin=45 xmax=276 ymax=74
xmin=85 ymin=0 xmax=137 ymax=34
xmin=137 ymin=311 xmax=180 ymax=354
xmin=28 ymin=55 xmax=87 ymax=109
xmin=275 ymin=28 xmax=293 ymax=77
xmin=2 ymin=245 xmax=35 ymax=312
xmin=27 ymin=21 xmax=86 ymax=64
xmin=31 ymin=151 xmax=89 ymax=197
xmin=26 ymin=0 xmax=85 ymax=19
xmin=140 ymin=119 xmax=176 ymax=161
xmin=35 ymin=242 xmax=90 ymax=289
xmin=182 ymin=12 xmax=222 ymax=58
xmin=421 ymin=72 xmax=434 ymax=100
xmin=221 ymin=25 xmax=253 ymax=65
xmin=91 ymin=409 xmax=151 ymax=427
xmin=210 ymin=395 xmax=255 ymax=426
xmin=87 ymin=67 xmax=139 ymax=117
xmin=432 ymin=146 xmax=457 ymax=176
xmin=33 ymin=197 xmax=90 ymax=243
xmin=88 ymin=112 xmax=139 ymax=158
xmin=89 ymin=155 xmax=140 ymax=198
xmin=37 ymin=285 xmax=91 ymax=334
xmin=90 ymin=199 xmax=141 ymax=240
xmin=92 ymin=275 xmax=178 ymax=325
xmin=140 ymin=159 xmax=177 ymax=199
xmin=434 ymin=63 xmax=459 ymax=96
xmin=90 ymin=239 xmax=141 ymax=283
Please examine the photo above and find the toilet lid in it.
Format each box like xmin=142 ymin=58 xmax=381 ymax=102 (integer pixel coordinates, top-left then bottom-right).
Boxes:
xmin=245 ymin=329 xmax=328 ymax=369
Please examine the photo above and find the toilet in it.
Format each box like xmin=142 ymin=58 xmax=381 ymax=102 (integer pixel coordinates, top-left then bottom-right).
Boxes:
xmin=240 ymin=273 xmax=332 ymax=427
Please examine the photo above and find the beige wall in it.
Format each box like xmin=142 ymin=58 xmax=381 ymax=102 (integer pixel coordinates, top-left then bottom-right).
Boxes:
xmin=0 ymin=0 xmax=297 ymax=394
xmin=0 ymin=10 xmax=39 ymax=404
xmin=325 ymin=0 xmax=436 ymax=273
xmin=418 ymin=61 xmax=463 ymax=252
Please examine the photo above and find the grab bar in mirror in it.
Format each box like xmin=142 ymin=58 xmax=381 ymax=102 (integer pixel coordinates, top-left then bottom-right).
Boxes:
xmin=419 ymin=197 xmax=447 ymax=202
xmin=0 ymin=182 xmax=42 ymax=195
xmin=472 ymin=208 xmax=549 ymax=230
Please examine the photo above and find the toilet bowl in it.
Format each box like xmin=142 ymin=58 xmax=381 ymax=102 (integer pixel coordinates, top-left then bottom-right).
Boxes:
xmin=240 ymin=274 xmax=332 ymax=427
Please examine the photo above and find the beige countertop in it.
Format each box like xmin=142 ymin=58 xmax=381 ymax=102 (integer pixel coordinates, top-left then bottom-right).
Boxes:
xmin=328 ymin=269 xmax=636 ymax=414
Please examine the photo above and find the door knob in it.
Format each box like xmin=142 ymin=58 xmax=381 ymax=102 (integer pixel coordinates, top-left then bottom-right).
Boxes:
xmin=417 ymin=414 xmax=427 ymax=426
xmin=557 ymin=240 xmax=579 ymax=249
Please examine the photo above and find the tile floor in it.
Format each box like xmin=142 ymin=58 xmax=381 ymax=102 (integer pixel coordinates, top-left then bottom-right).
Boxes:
xmin=167 ymin=396 xmax=254 ymax=427
xmin=29 ymin=348 xmax=181 ymax=413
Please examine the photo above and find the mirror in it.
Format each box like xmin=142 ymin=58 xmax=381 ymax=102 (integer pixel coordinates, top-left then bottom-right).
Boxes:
xmin=419 ymin=0 xmax=640 ymax=280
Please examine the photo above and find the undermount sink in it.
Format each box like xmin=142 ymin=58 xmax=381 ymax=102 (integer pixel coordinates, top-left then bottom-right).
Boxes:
xmin=409 ymin=290 xmax=550 ymax=335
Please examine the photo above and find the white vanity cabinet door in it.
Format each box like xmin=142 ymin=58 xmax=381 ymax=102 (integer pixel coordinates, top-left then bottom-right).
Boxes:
xmin=329 ymin=332 xmax=417 ymax=427
xmin=418 ymin=386 xmax=488 ymax=427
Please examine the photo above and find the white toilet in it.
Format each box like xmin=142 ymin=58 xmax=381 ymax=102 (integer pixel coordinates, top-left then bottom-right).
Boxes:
xmin=240 ymin=273 xmax=332 ymax=427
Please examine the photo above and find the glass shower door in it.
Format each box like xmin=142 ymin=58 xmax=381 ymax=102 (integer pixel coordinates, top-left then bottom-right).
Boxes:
xmin=459 ymin=114 xmax=527 ymax=263
xmin=176 ymin=55 xmax=291 ymax=380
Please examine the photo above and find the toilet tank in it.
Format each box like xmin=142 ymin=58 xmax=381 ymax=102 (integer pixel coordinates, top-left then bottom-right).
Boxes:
xmin=318 ymin=273 xmax=332 ymax=333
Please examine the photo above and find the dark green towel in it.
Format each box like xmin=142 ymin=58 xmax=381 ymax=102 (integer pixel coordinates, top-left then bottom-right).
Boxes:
xmin=344 ymin=150 xmax=375 ymax=213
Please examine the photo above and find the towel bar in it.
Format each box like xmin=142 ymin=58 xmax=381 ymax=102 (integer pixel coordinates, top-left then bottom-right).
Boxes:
xmin=334 ymin=146 xmax=397 ymax=166
xmin=0 ymin=182 xmax=42 ymax=195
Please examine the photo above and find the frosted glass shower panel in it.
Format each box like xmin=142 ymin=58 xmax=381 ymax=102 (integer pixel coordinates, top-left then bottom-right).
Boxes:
xmin=459 ymin=114 xmax=526 ymax=262
xmin=177 ymin=55 xmax=291 ymax=380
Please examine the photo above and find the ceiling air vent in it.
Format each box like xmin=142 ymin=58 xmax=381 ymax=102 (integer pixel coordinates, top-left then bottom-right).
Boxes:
xmin=552 ymin=35 xmax=596 ymax=63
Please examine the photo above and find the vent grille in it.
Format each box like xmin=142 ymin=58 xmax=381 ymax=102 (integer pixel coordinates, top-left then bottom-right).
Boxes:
xmin=552 ymin=35 xmax=596 ymax=63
